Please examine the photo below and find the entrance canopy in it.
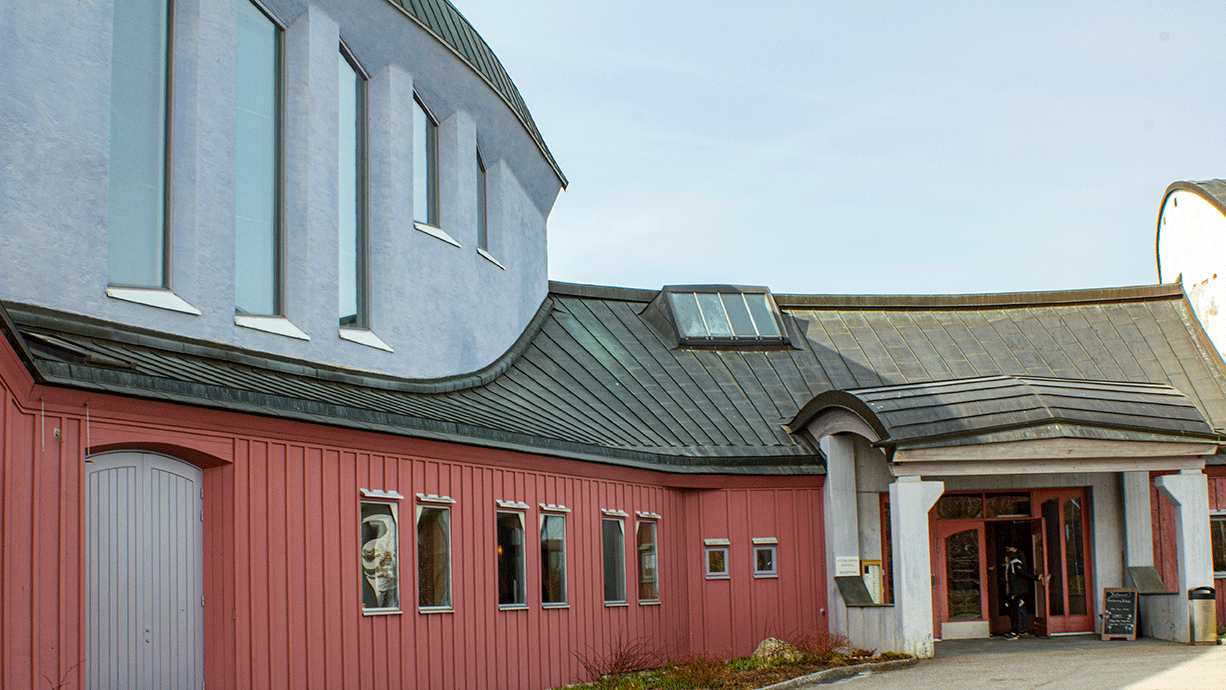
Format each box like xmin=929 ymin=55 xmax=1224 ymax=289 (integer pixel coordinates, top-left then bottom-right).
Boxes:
xmin=790 ymin=375 xmax=1222 ymax=476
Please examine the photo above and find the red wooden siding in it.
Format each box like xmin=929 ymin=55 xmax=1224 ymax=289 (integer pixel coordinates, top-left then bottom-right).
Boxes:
xmin=1153 ymin=468 xmax=1226 ymax=624
xmin=0 ymin=339 xmax=826 ymax=690
xmin=1207 ymin=468 xmax=1226 ymax=625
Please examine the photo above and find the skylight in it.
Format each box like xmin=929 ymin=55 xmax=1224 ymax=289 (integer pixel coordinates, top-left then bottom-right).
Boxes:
xmin=667 ymin=289 xmax=783 ymax=341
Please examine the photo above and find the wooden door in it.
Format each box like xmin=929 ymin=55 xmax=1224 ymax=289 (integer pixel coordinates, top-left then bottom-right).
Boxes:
xmin=1033 ymin=489 xmax=1094 ymax=634
xmin=1030 ymin=518 xmax=1050 ymax=636
xmin=87 ymin=452 xmax=204 ymax=690
xmin=934 ymin=520 xmax=988 ymax=634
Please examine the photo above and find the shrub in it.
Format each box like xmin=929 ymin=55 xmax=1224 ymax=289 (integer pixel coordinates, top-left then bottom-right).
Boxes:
xmin=572 ymin=634 xmax=661 ymax=687
xmin=791 ymin=630 xmax=852 ymax=661
xmin=666 ymin=653 xmax=725 ymax=687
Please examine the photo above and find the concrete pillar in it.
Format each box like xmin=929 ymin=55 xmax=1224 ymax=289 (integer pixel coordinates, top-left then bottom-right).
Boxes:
xmin=822 ymin=434 xmax=859 ymax=638
xmin=889 ymin=477 xmax=944 ymax=658
xmin=1123 ymin=471 xmax=1155 ymax=568
xmin=1154 ymin=470 xmax=1214 ymax=643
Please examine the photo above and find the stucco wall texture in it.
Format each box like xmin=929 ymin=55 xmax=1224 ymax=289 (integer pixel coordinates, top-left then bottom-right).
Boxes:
xmin=0 ymin=0 xmax=560 ymax=380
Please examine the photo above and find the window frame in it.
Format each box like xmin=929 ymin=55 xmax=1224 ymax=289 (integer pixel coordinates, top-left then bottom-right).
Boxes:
xmin=752 ymin=539 xmax=778 ymax=579
xmin=540 ymin=510 xmax=568 ymax=608
xmin=416 ymin=501 xmax=453 ymax=613
xmin=413 ymin=94 xmax=440 ymax=228
xmin=704 ymin=540 xmax=730 ymax=580
xmin=107 ymin=0 xmax=174 ymax=289
xmin=663 ymin=286 xmax=787 ymax=345
xmin=476 ymin=148 xmax=488 ymax=250
xmin=234 ymin=0 xmax=285 ymax=316
xmin=338 ymin=40 xmax=369 ymax=329
xmin=496 ymin=508 xmax=528 ymax=609
xmin=1212 ymin=512 xmax=1226 ymax=578
xmin=636 ymin=519 xmax=659 ymax=603
xmin=601 ymin=515 xmax=627 ymax=605
xmin=360 ymin=500 xmax=401 ymax=615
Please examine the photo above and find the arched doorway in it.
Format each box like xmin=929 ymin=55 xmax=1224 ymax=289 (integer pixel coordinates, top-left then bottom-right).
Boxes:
xmin=86 ymin=451 xmax=204 ymax=690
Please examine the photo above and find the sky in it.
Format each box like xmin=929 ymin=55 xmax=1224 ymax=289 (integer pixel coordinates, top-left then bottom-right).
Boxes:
xmin=456 ymin=1 xmax=1226 ymax=296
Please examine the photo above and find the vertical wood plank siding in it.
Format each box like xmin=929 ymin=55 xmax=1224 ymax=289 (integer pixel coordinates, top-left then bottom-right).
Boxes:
xmin=1206 ymin=469 xmax=1226 ymax=624
xmin=1154 ymin=468 xmax=1226 ymax=621
xmin=0 ymin=345 xmax=826 ymax=690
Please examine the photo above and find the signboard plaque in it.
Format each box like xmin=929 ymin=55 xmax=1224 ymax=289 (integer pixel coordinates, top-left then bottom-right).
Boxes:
xmin=1102 ymin=588 xmax=1138 ymax=641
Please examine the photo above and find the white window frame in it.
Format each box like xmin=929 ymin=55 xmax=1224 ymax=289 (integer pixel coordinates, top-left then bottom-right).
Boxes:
xmin=360 ymin=500 xmax=401 ymax=615
xmin=602 ymin=516 xmax=627 ymax=605
xmin=540 ymin=509 xmax=568 ymax=608
xmin=1212 ymin=512 xmax=1226 ymax=578
xmin=704 ymin=538 xmax=730 ymax=580
xmin=752 ymin=538 xmax=778 ymax=579
xmin=416 ymin=501 xmax=453 ymax=613
xmin=636 ymin=519 xmax=659 ymax=603
xmin=496 ymin=508 xmax=528 ymax=610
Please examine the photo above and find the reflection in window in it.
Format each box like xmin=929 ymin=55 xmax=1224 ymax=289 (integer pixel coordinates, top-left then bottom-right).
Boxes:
xmin=985 ymin=493 xmax=1030 ymax=518
xmin=417 ymin=505 xmax=451 ymax=609
xmin=935 ymin=494 xmax=983 ymax=520
xmin=235 ymin=1 xmax=281 ymax=315
xmin=705 ymin=546 xmax=729 ymax=579
xmin=413 ymin=96 xmax=438 ymax=226
xmin=945 ymin=529 xmax=981 ymax=620
xmin=753 ymin=545 xmax=777 ymax=578
xmin=497 ymin=511 xmax=526 ymax=606
xmin=668 ymin=291 xmax=783 ymax=340
xmin=1042 ymin=498 xmax=1065 ymax=616
xmin=602 ymin=518 xmax=625 ymax=603
xmin=1064 ymin=498 xmax=1087 ymax=616
xmin=108 ymin=0 xmax=170 ymax=287
xmin=540 ymin=514 xmax=567 ymax=605
xmin=637 ymin=521 xmax=658 ymax=601
xmin=1212 ymin=516 xmax=1226 ymax=575
xmin=361 ymin=502 xmax=399 ymax=610
xmin=338 ymin=47 xmax=367 ymax=327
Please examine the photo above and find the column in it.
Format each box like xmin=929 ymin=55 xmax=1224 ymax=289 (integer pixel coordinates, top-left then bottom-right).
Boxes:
xmin=1123 ymin=471 xmax=1155 ymax=568
xmin=822 ymin=435 xmax=858 ymax=639
xmin=1154 ymin=469 xmax=1213 ymax=643
xmin=889 ymin=476 xmax=944 ymax=658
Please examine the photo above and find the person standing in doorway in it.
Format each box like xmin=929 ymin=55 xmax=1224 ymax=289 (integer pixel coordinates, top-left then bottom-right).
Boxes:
xmin=998 ymin=545 xmax=1041 ymax=640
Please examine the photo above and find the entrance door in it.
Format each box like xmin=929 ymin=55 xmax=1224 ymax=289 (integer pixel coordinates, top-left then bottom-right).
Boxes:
xmin=87 ymin=452 xmax=204 ymax=690
xmin=1034 ymin=489 xmax=1094 ymax=634
xmin=934 ymin=520 xmax=988 ymax=638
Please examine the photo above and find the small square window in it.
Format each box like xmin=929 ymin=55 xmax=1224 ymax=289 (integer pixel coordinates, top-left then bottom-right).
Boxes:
xmin=705 ymin=546 xmax=730 ymax=579
xmin=753 ymin=545 xmax=777 ymax=578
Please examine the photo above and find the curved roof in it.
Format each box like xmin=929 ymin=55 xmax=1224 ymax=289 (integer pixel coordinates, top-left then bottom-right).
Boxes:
xmin=1156 ymin=179 xmax=1226 ymax=280
xmin=385 ymin=0 xmax=566 ymax=187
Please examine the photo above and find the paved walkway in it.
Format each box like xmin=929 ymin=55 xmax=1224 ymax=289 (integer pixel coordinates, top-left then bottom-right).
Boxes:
xmin=805 ymin=636 xmax=1226 ymax=690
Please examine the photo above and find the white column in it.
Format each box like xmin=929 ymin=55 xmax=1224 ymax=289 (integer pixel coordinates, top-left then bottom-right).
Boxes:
xmin=822 ymin=435 xmax=859 ymax=639
xmin=890 ymin=477 xmax=944 ymax=658
xmin=1123 ymin=471 xmax=1155 ymax=568
xmin=1154 ymin=469 xmax=1213 ymax=643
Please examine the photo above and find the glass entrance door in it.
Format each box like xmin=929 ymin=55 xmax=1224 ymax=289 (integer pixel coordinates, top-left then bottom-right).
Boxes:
xmin=1033 ymin=488 xmax=1094 ymax=634
xmin=934 ymin=520 xmax=988 ymax=637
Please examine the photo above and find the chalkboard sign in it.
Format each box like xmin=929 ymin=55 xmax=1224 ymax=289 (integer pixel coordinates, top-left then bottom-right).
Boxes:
xmin=1102 ymin=588 xmax=1138 ymax=641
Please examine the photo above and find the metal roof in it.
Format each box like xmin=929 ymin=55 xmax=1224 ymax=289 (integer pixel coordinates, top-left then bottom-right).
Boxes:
xmin=4 ymin=282 xmax=1225 ymax=473
xmin=384 ymin=0 xmax=566 ymax=187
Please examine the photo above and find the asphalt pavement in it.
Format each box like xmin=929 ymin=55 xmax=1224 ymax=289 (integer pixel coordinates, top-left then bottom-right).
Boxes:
xmin=800 ymin=635 xmax=1226 ymax=690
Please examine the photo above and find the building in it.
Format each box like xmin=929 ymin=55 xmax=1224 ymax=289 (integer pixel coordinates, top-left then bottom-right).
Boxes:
xmin=1157 ymin=179 xmax=1226 ymax=358
xmin=2 ymin=1 xmax=1225 ymax=689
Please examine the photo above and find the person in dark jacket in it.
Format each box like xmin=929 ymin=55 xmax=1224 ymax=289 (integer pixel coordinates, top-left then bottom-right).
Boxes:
xmin=993 ymin=545 xmax=1042 ymax=640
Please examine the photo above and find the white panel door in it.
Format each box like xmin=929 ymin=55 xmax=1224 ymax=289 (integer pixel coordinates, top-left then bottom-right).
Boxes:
xmin=87 ymin=452 xmax=204 ymax=690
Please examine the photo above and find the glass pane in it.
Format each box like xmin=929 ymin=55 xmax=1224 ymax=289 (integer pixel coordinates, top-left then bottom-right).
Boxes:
xmin=1212 ymin=518 xmax=1226 ymax=573
xmin=986 ymin=493 xmax=1030 ymax=518
xmin=1042 ymin=499 xmax=1064 ymax=616
xmin=936 ymin=494 xmax=983 ymax=520
xmin=670 ymin=293 xmax=707 ymax=337
xmin=108 ymin=0 xmax=168 ymax=287
xmin=637 ymin=521 xmax=658 ymax=600
xmin=602 ymin=519 xmax=625 ymax=602
xmin=755 ymin=546 xmax=775 ymax=574
xmin=1031 ymin=527 xmax=1046 ymax=618
xmin=497 ymin=512 xmax=526 ymax=605
xmin=706 ymin=547 xmax=727 ymax=575
xmin=540 ymin=515 xmax=566 ymax=604
xmin=1063 ymin=498 xmax=1087 ymax=616
xmin=945 ymin=529 xmax=981 ymax=620
xmin=413 ymin=100 xmax=437 ymax=225
xmin=744 ymin=293 xmax=781 ymax=337
xmin=338 ymin=51 xmax=362 ymax=326
xmin=361 ymin=502 xmax=399 ymax=609
xmin=236 ymin=2 xmax=278 ymax=315
xmin=476 ymin=152 xmax=488 ymax=249
xmin=695 ymin=293 xmax=733 ymax=337
xmin=417 ymin=506 xmax=451 ymax=608
xmin=721 ymin=294 xmax=756 ymax=336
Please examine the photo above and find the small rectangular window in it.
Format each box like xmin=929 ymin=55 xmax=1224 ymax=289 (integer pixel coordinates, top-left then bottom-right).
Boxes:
xmin=1211 ymin=514 xmax=1226 ymax=576
xmin=497 ymin=510 xmax=527 ymax=607
xmin=417 ymin=505 xmax=451 ymax=610
xmin=637 ymin=520 xmax=658 ymax=602
xmin=753 ymin=545 xmax=777 ymax=578
xmin=476 ymin=149 xmax=488 ymax=250
xmin=413 ymin=96 xmax=439 ymax=227
xmin=235 ymin=0 xmax=282 ymax=315
xmin=361 ymin=502 xmax=400 ymax=612
xmin=705 ymin=545 xmax=730 ymax=579
xmin=540 ymin=513 xmax=567 ymax=606
xmin=602 ymin=517 xmax=626 ymax=603
xmin=338 ymin=45 xmax=368 ymax=327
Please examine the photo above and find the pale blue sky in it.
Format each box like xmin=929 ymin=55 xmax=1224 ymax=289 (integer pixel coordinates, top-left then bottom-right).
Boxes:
xmin=459 ymin=1 xmax=1226 ymax=295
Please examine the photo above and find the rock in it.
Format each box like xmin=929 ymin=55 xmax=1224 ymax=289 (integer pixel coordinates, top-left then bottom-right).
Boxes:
xmin=752 ymin=637 xmax=802 ymax=664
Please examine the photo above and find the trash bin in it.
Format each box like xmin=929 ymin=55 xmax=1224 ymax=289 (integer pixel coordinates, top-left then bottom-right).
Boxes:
xmin=1188 ymin=586 xmax=1216 ymax=645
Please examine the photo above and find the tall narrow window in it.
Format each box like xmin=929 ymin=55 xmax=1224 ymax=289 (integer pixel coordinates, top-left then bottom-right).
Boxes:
xmin=476 ymin=149 xmax=488 ymax=249
xmin=338 ymin=46 xmax=367 ymax=327
xmin=417 ymin=505 xmax=451 ymax=609
xmin=360 ymin=502 xmax=400 ymax=611
xmin=235 ymin=1 xmax=281 ymax=315
xmin=637 ymin=520 xmax=658 ymax=602
xmin=602 ymin=518 xmax=626 ymax=604
xmin=540 ymin=513 xmax=567 ymax=605
xmin=108 ymin=0 xmax=171 ymax=287
xmin=413 ymin=96 xmax=439 ymax=227
xmin=497 ymin=511 xmax=527 ymax=607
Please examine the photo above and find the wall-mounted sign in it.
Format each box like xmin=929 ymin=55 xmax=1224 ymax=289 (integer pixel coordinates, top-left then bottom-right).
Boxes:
xmin=835 ymin=556 xmax=860 ymax=577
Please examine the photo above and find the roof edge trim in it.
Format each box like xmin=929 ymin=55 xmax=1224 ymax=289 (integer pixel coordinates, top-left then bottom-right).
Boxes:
xmin=787 ymin=390 xmax=890 ymax=441
xmin=774 ymin=283 xmax=1182 ymax=310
